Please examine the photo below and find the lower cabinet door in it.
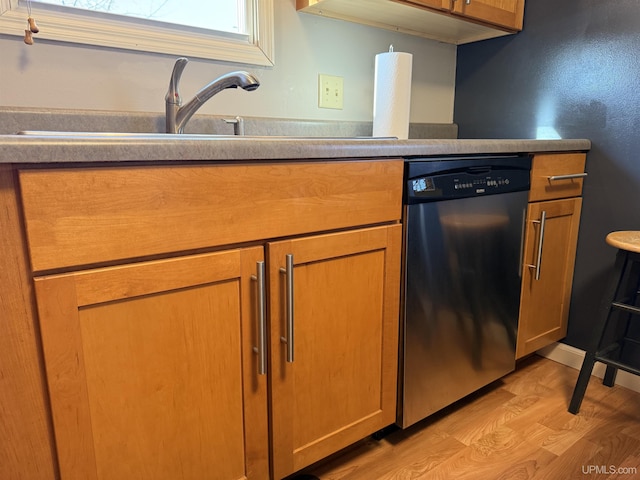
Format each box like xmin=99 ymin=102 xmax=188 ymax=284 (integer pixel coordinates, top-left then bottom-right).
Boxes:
xmin=34 ymin=247 xmax=269 ymax=480
xmin=268 ymin=225 xmax=402 ymax=479
xmin=517 ymin=197 xmax=582 ymax=358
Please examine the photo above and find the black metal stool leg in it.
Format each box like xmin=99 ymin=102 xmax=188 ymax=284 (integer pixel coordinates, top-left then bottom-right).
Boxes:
xmin=603 ymin=364 xmax=618 ymax=387
xmin=568 ymin=351 xmax=598 ymax=414
xmin=568 ymin=249 xmax=629 ymax=414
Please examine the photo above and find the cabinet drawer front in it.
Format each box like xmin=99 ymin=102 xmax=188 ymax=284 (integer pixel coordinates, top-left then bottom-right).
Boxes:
xmin=19 ymin=160 xmax=403 ymax=272
xmin=529 ymin=153 xmax=586 ymax=202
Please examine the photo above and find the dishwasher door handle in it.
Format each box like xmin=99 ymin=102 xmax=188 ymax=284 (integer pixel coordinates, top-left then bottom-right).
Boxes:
xmin=527 ymin=211 xmax=547 ymax=280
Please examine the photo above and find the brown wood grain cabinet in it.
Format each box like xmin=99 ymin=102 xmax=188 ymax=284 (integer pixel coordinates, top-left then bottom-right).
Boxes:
xmin=450 ymin=0 xmax=525 ymax=30
xmin=516 ymin=153 xmax=586 ymax=359
xmin=297 ymin=0 xmax=524 ymax=44
xmin=33 ymin=248 xmax=270 ymax=480
xmin=14 ymin=159 xmax=404 ymax=480
xmin=268 ymin=226 xmax=400 ymax=478
xmin=5 ymin=152 xmax=588 ymax=478
xmin=400 ymin=0 xmax=449 ymax=10
xmin=401 ymin=0 xmax=524 ymax=29
xmin=0 ymin=165 xmax=58 ymax=480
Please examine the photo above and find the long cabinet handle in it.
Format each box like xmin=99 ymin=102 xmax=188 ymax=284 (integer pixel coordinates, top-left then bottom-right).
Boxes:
xmin=279 ymin=254 xmax=295 ymax=363
xmin=547 ymin=173 xmax=587 ymax=181
xmin=251 ymin=261 xmax=267 ymax=375
xmin=527 ymin=211 xmax=547 ymax=281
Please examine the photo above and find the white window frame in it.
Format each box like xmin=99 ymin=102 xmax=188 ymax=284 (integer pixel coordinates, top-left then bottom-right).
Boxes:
xmin=0 ymin=0 xmax=274 ymax=66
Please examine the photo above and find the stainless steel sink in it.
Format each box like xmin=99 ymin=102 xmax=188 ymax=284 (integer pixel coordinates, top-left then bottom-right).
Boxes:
xmin=16 ymin=131 xmax=395 ymax=141
xmin=17 ymin=131 xmax=232 ymax=139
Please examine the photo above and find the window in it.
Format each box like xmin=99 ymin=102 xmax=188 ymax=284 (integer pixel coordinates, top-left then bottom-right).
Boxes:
xmin=0 ymin=0 xmax=274 ymax=66
xmin=31 ymin=0 xmax=246 ymax=35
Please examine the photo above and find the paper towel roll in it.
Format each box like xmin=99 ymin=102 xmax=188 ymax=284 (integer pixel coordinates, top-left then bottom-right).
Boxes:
xmin=373 ymin=48 xmax=413 ymax=139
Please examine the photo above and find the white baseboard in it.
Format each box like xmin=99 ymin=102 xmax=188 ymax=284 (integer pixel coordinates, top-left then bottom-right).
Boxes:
xmin=536 ymin=342 xmax=640 ymax=394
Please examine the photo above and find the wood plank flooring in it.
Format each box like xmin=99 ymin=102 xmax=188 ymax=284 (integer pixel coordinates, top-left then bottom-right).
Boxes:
xmin=295 ymin=355 xmax=640 ymax=480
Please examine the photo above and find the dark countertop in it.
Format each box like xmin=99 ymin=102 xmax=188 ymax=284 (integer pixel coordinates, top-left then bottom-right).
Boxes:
xmin=0 ymin=135 xmax=590 ymax=164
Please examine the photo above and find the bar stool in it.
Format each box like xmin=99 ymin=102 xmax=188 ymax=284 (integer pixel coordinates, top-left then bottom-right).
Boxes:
xmin=569 ymin=231 xmax=640 ymax=414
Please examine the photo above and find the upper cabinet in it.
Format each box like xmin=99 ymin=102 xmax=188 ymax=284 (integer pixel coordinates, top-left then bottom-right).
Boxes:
xmin=296 ymin=0 xmax=525 ymax=45
xmin=400 ymin=0 xmax=450 ymax=10
xmin=449 ymin=0 xmax=524 ymax=30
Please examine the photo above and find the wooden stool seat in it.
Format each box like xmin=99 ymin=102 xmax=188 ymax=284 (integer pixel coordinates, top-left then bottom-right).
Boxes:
xmin=606 ymin=231 xmax=640 ymax=253
xmin=569 ymin=231 xmax=640 ymax=414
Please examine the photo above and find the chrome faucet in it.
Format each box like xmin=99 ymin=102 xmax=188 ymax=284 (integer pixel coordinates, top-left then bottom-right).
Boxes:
xmin=165 ymin=57 xmax=260 ymax=134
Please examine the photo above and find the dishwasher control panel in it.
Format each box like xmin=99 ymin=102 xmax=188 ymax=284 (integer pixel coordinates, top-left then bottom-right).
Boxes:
xmin=405 ymin=155 xmax=531 ymax=204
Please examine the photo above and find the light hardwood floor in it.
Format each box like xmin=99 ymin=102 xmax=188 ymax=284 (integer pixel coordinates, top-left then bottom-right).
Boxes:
xmin=296 ymin=355 xmax=640 ymax=480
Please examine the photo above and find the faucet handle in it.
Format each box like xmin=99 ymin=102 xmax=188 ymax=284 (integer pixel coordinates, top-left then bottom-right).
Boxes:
xmin=165 ymin=57 xmax=189 ymax=106
xmin=223 ymin=116 xmax=245 ymax=136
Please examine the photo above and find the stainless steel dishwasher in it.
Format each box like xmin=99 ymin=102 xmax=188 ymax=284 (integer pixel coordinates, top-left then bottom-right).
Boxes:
xmin=398 ymin=154 xmax=531 ymax=428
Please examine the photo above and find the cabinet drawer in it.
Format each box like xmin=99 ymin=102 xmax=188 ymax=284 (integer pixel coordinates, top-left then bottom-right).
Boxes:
xmin=529 ymin=153 xmax=587 ymax=202
xmin=19 ymin=160 xmax=404 ymax=272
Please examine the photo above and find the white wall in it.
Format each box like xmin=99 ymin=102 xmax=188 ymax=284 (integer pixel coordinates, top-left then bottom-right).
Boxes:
xmin=0 ymin=1 xmax=456 ymax=123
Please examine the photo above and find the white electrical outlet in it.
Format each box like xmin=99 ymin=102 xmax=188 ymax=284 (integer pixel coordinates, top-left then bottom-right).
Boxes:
xmin=318 ymin=74 xmax=344 ymax=110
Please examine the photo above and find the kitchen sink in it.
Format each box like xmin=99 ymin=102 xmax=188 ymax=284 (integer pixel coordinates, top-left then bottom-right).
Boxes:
xmin=18 ymin=131 xmax=234 ymax=139
xmin=16 ymin=131 xmax=395 ymax=141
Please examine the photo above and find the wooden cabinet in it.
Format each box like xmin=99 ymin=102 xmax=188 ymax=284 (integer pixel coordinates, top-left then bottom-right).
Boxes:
xmin=18 ymin=162 xmax=402 ymax=272
xmin=17 ymin=159 xmax=404 ymax=480
xmin=268 ymin=226 xmax=401 ymax=479
xmin=403 ymin=0 xmax=524 ymax=29
xmin=516 ymin=153 xmax=586 ymax=359
xmin=297 ymin=0 xmax=525 ymax=45
xmin=450 ymin=0 xmax=524 ymax=30
xmin=401 ymin=0 xmax=448 ymax=10
xmin=33 ymin=248 xmax=269 ymax=480
xmin=0 ymin=165 xmax=57 ymax=480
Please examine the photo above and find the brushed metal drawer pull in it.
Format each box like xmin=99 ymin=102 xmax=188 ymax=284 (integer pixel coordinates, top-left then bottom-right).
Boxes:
xmin=547 ymin=173 xmax=588 ymax=181
xmin=251 ymin=261 xmax=267 ymax=375
xmin=279 ymin=254 xmax=295 ymax=363
xmin=527 ymin=211 xmax=547 ymax=281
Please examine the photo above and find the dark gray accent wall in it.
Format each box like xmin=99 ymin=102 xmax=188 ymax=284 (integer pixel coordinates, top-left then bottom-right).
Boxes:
xmin=454 ymin=0 xmax=640 ymax=349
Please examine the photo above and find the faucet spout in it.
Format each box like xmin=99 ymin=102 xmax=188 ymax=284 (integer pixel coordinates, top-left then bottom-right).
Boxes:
xmin=165 ymin=57 xmax=260 ymax=134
